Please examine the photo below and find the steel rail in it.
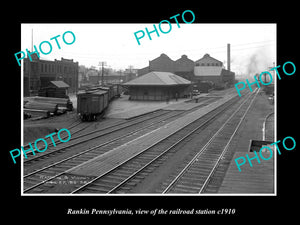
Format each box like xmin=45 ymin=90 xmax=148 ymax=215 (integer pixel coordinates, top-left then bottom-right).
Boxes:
xmin=162 ymin=89 xmax=258 ymax=194
xmin=23 ymin=110 xmax=164 ymax=156
xmin=24 ymin=94 xmax=237 ymax=194
xmin=23 ymin=110 xmax=185 ymax=192
xmin=198 ymin=88 xmax=259 ymax=193
xmin=23 ymin=110 xmax=173 ymax=163
xmin=23 ymin=97 xmax=218 ymax=158
xmin=106 ymin=99 xmax=237 ymax=194
xmin=71 ymin=95 xmax=240 ymax=194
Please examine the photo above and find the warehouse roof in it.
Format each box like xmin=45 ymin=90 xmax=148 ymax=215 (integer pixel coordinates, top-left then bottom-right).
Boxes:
xmin=194 ymin=66 xmax=223 ymax=76
xmin=195 ymin=53 xmax=223 ymax=65
xmin=123 ymin=71 xmax=191 ymax=86
xmin=50 ymin=80 xmax=70 ymax=88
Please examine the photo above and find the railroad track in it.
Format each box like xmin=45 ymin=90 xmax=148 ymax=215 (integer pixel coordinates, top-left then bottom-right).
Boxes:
xmin=23 ymin=96 xmax=220 ymax=168
xmin=23 ymin=96 xmax=220 ymax=160
xmin=23 ymin=109 xmax=190 ymax=192
xmin=23 ymin=94 xmax=239 ymax=194
xmin=161 ymin=88 xmax=259 ymax=194
xmin=71 ymin=91 xmax=257 ymax=194
xmin=23 ymin=93 xmax=244 ymax=194
xmin=23 ymin=110 xmax=177 ymax=165
xmin=71 ymin=95 xmax=244 ymax=194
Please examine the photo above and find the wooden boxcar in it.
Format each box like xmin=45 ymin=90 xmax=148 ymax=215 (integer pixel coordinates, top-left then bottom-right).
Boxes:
xmin=77 ymin=89 xmax=108 ymax=121
xmin=112 ymin=84 xmax=122 ymax=98
xmin=99 ymin=84 xmax=122 ymax=101
xmin=98 ymin=87 xmax=111 ymax=100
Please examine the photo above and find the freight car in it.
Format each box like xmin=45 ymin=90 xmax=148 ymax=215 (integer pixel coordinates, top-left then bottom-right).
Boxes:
xmin=77 ymin=89 xmax=108 ymax=121
xmin=77 ymin=84 xmax=122 ymax=121
xmin=98 ymin=84 xmax=122 ymax=101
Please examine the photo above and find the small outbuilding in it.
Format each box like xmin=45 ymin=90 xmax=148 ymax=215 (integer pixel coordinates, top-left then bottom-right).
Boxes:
xmin=38 ymin=80 xmax=70 ymax=98
xmin=122 ymin=71 xmax=192 ymax=101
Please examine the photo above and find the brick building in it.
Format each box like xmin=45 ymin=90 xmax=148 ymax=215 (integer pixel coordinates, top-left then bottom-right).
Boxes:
xmin=194 ymin=53 xmax=223 ymax=67
xmin=194 ymin=54 xmax=235 ymax=89
xmin=174 ymin=55 xmax=195 ymax=80
xmin=23 ymin=53 xmax=78 ymax=96
xmin=138 ymin=53 xmax=174 ymax=76
xmin=136 ymin=52 xmax=236 ymax=92
xmin=137 ymin=53 xmax=195 ymax=81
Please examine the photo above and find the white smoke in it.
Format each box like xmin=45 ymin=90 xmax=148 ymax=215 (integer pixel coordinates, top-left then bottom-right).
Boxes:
xmin=246 ymin=52 xmax=269 ymax=77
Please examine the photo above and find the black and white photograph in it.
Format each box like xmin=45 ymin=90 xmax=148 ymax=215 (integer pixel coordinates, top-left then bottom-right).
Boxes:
xmin=4 ymin=4 xmax=298 ymax=220
xmin=20 ymin=23 xmax=276 ymax=195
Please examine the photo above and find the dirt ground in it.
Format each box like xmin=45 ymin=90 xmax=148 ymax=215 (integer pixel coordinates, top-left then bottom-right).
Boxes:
xmin=23 ymin=110 xmax=78 ymax=143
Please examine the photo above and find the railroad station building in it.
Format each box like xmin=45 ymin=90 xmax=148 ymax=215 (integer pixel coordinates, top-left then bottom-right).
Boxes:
xmin=122 ymin=71 xmax=192 ymax=101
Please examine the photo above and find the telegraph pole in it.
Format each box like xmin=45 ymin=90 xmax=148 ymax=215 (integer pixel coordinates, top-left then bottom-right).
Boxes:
xmin=98 ymin=61 xmax=106 ymax=85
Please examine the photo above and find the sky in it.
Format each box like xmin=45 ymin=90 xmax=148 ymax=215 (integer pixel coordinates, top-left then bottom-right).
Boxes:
xmin=21 ymin=23 xmax=276 ymax=76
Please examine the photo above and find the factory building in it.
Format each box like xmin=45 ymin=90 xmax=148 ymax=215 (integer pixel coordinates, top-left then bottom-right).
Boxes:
xmin=174 ymin=55 xmax=195 ymax=81
xmin=138 ymin=53 xmax=174 ymax=76
xmin=136 ymin=44 xmax=235 ymax=92
xmin=150 ymin=53 xmax=175 ymax=73
xmin=23 ymin=53 xmax=78 ymax=96
xmin=138 ymin=53 xmax=195 ymax=81
xmin=194 ymin=54 xmax=235 ymax=90
xmin=123 ymin=71 xmax=192 ymax=101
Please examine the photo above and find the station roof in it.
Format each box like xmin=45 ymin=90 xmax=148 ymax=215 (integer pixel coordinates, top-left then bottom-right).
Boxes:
xmin=123 ymin=71 xmax=191 ymax=86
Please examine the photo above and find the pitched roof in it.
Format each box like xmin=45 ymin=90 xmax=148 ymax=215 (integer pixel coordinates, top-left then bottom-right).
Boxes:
xmin=194 ymin=66 xmax=223 ymax=76
xmin=195 ymin=53 xmax=222 ymax=65
xmin=150 ymin=53 xmax=174 ymax=62
xmin=50 ymin=80 xmax=70 ymax=88
xmin=123 ymin=71 xmax=191 ymax=86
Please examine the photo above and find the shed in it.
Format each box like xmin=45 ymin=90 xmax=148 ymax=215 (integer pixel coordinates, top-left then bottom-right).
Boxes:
xmin=122 ymin=71 xmax=192 ymax=101
xmin=38 ymin=80 xmax=70 ymax=98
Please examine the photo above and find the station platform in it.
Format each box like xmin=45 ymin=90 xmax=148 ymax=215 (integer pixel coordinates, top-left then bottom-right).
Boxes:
xmin=105 ymin=94 xmax=220 ymax=119
xmin=218 ymin=152 xmax=275 ymax=194
xmin=105 ymin=95 xmax=187 ymax=119
xmin=67 ymin=92 xmax=238 ymax=177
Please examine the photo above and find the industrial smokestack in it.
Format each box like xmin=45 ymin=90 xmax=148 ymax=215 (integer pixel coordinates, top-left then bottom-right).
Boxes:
xmin=227 ymin=43 xmax=230 ymax=71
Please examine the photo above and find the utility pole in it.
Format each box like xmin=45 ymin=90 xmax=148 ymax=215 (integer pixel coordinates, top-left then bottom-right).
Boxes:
xmin=31 ymin=29 xmax=33 ymax=52
xmin=28 ymin=28 xmax=34 ymax=96
xmin=98 ymin=61 xmax=106 ymax=85
xmin=268 ymin=62 xmax=276 ymax=83
xmin=119 ymin=70 xmax=122 ymax=83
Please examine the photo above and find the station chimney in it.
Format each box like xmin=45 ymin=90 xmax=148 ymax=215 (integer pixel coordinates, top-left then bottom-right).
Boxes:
xmin=227 ymin=43 xmax=231 ymax=71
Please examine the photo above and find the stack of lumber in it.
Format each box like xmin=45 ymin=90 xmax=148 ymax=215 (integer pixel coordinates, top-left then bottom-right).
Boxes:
xmin=31 ymin=96 xmax=73 ymax=111
xmin=24 ymin=108 xmax=50 ymax=118
xmin=24 ymin=101 xmax=58 ymax=114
